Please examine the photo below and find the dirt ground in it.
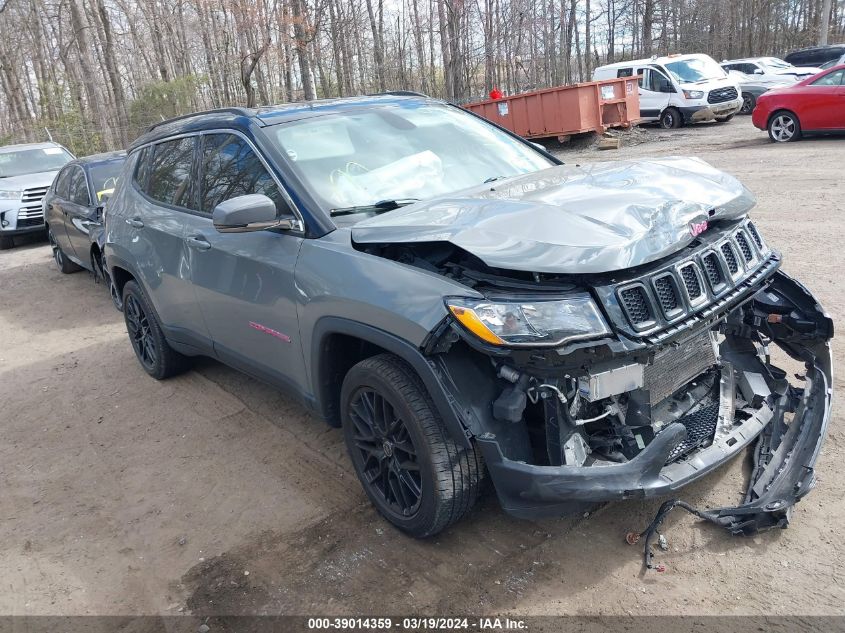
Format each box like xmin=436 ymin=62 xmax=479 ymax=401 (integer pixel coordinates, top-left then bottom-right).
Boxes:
xmin=1 ymin=117 xmax=843 ymax=618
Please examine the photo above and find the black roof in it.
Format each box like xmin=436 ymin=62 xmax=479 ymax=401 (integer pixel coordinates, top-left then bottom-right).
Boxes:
xmin=129 ymin=93 xmax=435 ymax=151
xmin=72 ymin=150 xmax=127 ymax=165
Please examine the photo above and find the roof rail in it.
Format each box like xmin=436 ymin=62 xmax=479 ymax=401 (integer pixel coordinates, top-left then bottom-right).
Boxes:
xmin=145 ymin=107 xmax=254 ymax=133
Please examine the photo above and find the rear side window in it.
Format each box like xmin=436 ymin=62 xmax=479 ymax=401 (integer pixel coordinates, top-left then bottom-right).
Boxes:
xmin=133 ymin=147 xmax=151 ymax=191
xmin=616 ymin=68 xmax=633 ymax=78
xmin=148 ymin=137 xmax=197 ymax=209
xmin=200 ymin=133 xmax=284 ymax=214
xmin=54 ymin=167 xmax=72 ymax=198
xmin=68 ymin=166 xmax=90 ymax=206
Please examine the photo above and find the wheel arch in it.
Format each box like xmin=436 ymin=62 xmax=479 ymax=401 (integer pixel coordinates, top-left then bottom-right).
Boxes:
xmin=767 ymin=107 xmax=800 ymax=130
xmin=311 ymin=317 xmax=472 ymax=448
xmin=106 ymin=255 xmax=138 ymax=299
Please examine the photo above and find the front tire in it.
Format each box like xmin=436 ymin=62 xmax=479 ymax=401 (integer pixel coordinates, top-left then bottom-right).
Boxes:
xmin=341 ymin=354 xmax=484 ymax=538
xmin=768 ymin=111 xmax=802 ymax=143
xmin=740 ymin=93 xmax=756 ymax=114
xmin=122 ymin=280 xmax=190 ymax=379
xmin=47 ymin=227 xmax=82 ymax=274
xmin=659 ymin=107 xmax=682 ymax=129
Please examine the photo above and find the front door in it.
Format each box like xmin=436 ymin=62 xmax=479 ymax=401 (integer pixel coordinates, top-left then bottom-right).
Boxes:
xmin=800 ymin=69 xmax=845 ymax=130
xmin=186 ymin=132 xmax=306 ymax=391
xmin=637 ymin=68 xmax=672 ymax=120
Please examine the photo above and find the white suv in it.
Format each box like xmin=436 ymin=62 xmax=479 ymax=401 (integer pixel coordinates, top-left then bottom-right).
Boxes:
xmin=0 ymin=142 xmax=74 ymax=249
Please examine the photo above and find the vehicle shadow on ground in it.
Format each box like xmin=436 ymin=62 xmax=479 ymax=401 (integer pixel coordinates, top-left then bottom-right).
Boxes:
xmin=0 ymin=243 xmax=111 ymax=335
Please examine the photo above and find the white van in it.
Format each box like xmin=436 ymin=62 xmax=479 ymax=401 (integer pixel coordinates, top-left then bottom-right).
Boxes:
xmin=593 ymin=54 xmax=743 ymax=128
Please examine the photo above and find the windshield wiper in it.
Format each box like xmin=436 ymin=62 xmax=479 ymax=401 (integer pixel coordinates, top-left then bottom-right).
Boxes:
xmin=484 ymin=175 xmax=507 ymax=184
xmin=330 ymin=198 xmax=419 ymax=217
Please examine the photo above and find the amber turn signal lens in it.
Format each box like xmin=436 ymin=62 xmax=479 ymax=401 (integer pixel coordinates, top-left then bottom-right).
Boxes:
xmin=448 ymin=305 xmax=505 ymax=345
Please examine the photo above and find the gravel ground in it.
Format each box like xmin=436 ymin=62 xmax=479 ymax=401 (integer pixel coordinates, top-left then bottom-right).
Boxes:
xmin=1 ymin=117 xmax=843 ymax=617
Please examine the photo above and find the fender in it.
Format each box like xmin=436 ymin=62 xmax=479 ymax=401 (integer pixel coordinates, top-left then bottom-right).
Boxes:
xmin=311 ymin=316 xmax=472 ymax=448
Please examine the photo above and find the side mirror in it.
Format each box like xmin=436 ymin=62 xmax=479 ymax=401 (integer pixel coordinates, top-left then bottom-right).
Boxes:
xmin=212 ymin=194 xmax=298 ymax=233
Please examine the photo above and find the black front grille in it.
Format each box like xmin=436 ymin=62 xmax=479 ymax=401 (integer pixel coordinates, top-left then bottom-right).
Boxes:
xmin=721 ymin=243 xmax=739 ymax=274
xmin=17 ymin=217 xmax=45 ymax=228
xmin=620 ymin=286 xmax=652 ymax=324
xmin=680 ymin=264 xmax=702 ymax=299
xmin=702 ymin=253 xmax=723 ymax=287
xmin=653 ymin=275 xmax=679 ymax=314
xmin=607 ymin=223 xmax=773 ymax=332
xmin=747 ymin=222 xmax=764 ymax=249
xmin=708 ymin=86 xmax=738 ymax=104
xmin=735 ymin=232 xmax=753 ymax=262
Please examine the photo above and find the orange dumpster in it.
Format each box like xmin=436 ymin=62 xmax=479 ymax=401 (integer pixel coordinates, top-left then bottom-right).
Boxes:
xmin=463 ymin=77 xmax=641 ymax=141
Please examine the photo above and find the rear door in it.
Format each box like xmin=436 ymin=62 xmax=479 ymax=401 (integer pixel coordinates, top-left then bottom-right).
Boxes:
xmin=45 ymin=166 xmax=74 ymax=252
xmin=64 ymin=165 xmax=98 ymax=264
xmin=185 ymin=131 xmax=306 ymax=391
xmin=126 ymin=136 xmax=211 ymax=347
xmin=800 ymin=69 xmax=845 ymax=129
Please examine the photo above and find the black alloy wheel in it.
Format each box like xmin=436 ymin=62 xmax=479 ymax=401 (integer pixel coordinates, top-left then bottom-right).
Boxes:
xmin=124 ymin=292 xmax=157 ymax=372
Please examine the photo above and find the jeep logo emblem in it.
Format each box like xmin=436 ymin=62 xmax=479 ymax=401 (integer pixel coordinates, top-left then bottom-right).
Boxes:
xmin=690 ymin=220 xmax=708 ymax=237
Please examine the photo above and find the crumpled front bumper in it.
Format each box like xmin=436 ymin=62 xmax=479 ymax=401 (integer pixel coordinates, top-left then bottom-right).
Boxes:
xmin=477 ymin=272 xmax=833 ymax=535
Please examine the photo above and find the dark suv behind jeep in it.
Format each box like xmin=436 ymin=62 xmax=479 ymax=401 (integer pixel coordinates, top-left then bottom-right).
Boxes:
xmin=105 ymin=95 xmax=833 ymax=538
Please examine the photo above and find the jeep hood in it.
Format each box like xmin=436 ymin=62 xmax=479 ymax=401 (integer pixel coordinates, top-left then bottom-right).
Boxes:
xmin=351 ymin=157 xmax=755 ymax=274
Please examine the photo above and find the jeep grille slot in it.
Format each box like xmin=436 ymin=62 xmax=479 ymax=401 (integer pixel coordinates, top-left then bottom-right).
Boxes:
xmin=680 ymin=264 xmax=703 ymax=299
xmin=620 ymin=286 xmax=652 ymax=324
xmin=720 ymin=243 xmax=739 ymax=274
xmin=653 ymin=275 xmax=679 ymax=314
xmin=735 ymin=231 xmax=753 ymax=262
xmin=747 ymin=222 xmax=764 ymax=250
xmin=702 ymin=253 xmax=723 ymax=287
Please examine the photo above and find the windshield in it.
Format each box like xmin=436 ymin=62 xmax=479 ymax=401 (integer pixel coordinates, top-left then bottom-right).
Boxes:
xmin=89 ymin=159 xmax=125 ymax=202
xmin=760 ymin=57 xmax=791 ymax=69
xmin=663 ymin=57 xmax=726 ymax=83
xmin=0 ymin=146 xmax=73 ymax=178
xmin=267 ymin=102 xmax=554 ymax=215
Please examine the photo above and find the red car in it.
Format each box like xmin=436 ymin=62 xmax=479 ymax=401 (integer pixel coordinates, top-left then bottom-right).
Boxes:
xmin=752 ymin=64 xmax=845 ymax=142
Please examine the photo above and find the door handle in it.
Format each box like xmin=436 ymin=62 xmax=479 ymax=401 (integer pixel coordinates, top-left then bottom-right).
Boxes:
xmin=186 ymin=235 xmax=211 ymax=251
xmin=125 ymin=217 xmax=144 ymax=228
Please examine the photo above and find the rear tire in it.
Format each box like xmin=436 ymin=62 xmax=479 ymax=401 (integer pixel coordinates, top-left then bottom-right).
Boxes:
xmin=768 ymin=110 xmax=802 ymax=143
xmin=122 ymin=280 xmax=191 ymax=379
xmin=47 ymin=227 xmax=82 ymax=274
xmin=0 ymin=235 xmax=13 ymax=250
xmin=341 ymin=354 xmax=485 ymax=538
xmin=659 ymin=107 xmax=682 ymax=129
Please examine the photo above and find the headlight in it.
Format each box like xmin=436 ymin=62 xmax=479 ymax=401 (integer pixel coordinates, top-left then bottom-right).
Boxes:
xmin=0 ymin=190 xmax=22 ymax=200
xmin=683 ymin=90 xmax=705 ymax=99
xmin=447 ymin=295 xmax=610 ymax=347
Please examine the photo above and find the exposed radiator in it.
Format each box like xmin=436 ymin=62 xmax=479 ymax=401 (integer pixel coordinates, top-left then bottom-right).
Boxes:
xmin=644 ymin=329 xmax=716 ymax=405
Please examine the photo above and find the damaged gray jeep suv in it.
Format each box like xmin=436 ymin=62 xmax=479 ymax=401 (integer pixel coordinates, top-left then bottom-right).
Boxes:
xmin=105 ymin=94 xmax=833 ymax=539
